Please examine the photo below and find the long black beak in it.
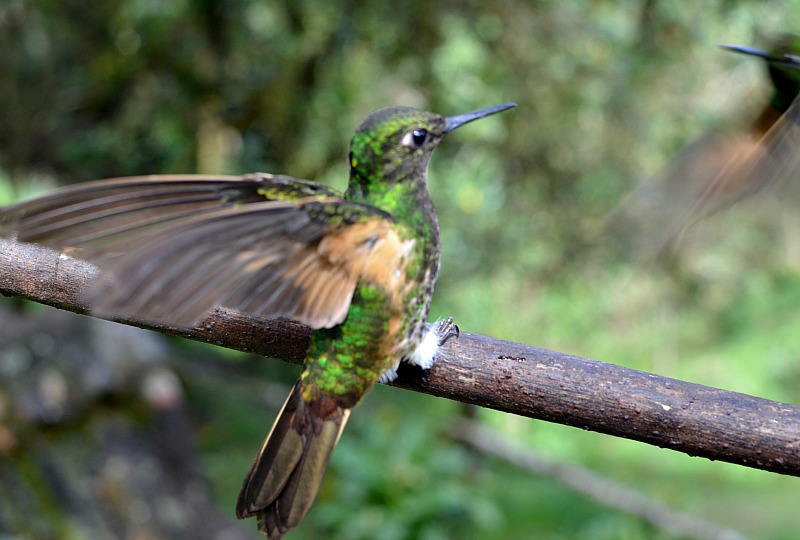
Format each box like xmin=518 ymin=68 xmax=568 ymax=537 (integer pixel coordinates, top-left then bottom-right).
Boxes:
xmin=444 ymin=102 xmax=517 ymax=133
xmin=720 ymin=44 xmax=775 ymax=60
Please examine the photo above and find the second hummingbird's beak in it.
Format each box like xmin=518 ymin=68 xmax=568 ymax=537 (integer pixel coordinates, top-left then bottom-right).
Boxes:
xmin=444 ymin=102 xmax=517 ymax=133
xmin=720 ymin=43 xmax=774 ymax=60
xmin=720 ymin=43 xmax=800 ymax=68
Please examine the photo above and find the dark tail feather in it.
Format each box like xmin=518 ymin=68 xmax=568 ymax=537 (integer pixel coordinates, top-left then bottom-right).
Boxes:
xmin=236 ymin=382 xmax=350 ymax=539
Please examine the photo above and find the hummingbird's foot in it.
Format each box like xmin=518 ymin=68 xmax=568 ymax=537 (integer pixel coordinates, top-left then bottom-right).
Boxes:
xmin=435 ymin=316 xmax=459 ymax=346
xmin=378 ymin=368 xmax=398 ymax=384
xmin=403 ymin=317 xmax=458 ymax=370
xmin=378 ymin=318 xmax=459 ymax=384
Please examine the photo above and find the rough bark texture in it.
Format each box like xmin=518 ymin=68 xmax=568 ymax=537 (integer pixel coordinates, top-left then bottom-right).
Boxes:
xmin=2 ymin=238 xmax=800 ymax=477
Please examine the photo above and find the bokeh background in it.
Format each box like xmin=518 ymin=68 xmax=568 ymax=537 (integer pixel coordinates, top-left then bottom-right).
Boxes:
xmin=2 ymin=1 xmax=800 ymax=538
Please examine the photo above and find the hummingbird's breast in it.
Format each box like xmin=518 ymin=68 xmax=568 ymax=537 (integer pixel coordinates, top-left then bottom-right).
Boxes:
xmin=391 ymin=214 xmax=441 ymax=358
xmin=301 ymin=217 xmax=437 ymax=405
xmin=301 ymin=182 xmax=442 ymax=405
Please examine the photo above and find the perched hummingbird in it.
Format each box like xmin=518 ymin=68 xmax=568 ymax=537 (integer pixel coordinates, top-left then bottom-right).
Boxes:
xmin=600 ymin=36 xmax=800 ymax=261
xmin=0 ymin=102 xmax=516 ymax=538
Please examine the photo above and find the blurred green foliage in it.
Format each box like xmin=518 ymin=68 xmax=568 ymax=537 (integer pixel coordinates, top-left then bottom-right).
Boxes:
xmin=4 ymin=0 xmax=800 ymax=538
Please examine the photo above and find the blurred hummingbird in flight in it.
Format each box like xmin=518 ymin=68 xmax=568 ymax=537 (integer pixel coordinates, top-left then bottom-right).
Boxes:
xmin=0 ymin=102 xmax=516 ymax=538
xmin=601 ymin=35 xmax=800 ymax=262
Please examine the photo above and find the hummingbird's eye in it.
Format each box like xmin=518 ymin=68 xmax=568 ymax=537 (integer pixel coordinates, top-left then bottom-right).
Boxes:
xmin=402 ymin=128 xmax=428 ymax=148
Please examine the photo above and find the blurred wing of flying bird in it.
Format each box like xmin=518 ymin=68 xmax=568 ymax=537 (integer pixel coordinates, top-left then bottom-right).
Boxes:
xmin=599 ymin=36 xmax=800 ymax=263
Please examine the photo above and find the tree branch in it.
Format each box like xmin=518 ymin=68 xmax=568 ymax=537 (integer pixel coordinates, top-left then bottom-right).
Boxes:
xmin=2 ymin=238 xmax=800 ymax=477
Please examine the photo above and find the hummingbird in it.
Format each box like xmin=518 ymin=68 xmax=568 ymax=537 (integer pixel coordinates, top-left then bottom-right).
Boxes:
xmin=0 ymin=102 xmax=516 ymax=538
xmin=600 ymin=36 xmax=800 ymax=261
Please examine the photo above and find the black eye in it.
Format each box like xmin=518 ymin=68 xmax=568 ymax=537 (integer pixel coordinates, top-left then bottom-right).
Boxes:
xmin=403 ymin=128 xmax=428 ymax=148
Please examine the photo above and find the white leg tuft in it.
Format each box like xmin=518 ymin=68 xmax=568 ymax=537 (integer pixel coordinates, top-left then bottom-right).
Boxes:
xmin=404 ymin=318 xmax=456 ymax=370
xmin=381 ymin=319 xmax=458 ymax=383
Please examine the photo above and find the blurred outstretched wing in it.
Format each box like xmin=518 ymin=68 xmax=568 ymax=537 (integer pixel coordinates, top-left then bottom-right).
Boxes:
xmin=683 ymin=94 xmax=800 ymax=222
xmin=600 ymin=94 xmax=800 ymax=261
xmin=600 ymin=131 xmax=758 ymax=259
xmin=0 ymin=175 xmax=407 ymax=329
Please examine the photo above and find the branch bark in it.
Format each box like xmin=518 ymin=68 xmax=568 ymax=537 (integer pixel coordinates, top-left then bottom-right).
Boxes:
xmin=2 ymin=238 xmax=800 ymax=477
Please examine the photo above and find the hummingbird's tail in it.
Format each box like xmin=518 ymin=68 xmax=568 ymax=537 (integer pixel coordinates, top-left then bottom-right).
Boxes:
xmin=236 ymin=381 xmax=350 ymax=539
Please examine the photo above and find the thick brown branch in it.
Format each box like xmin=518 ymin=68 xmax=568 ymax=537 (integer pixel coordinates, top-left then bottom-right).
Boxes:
xmin=2 ymin=238 xmax=800 ymax=477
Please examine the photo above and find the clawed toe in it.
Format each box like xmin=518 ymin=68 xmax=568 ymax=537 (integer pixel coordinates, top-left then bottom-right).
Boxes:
xmin=435 ymin=317 xmax=459 ymax=346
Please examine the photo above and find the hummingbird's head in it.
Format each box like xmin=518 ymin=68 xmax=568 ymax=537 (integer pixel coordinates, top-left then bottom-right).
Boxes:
xmin=347 ymin=107 xmax=450 ymax=194
xmin=347 ymin=103 xmax=516 ymax=197
xmin=721 ymin=36 xmax=800 ymax=113
xmin=765 ymin=36 xmax=800 ymax=112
